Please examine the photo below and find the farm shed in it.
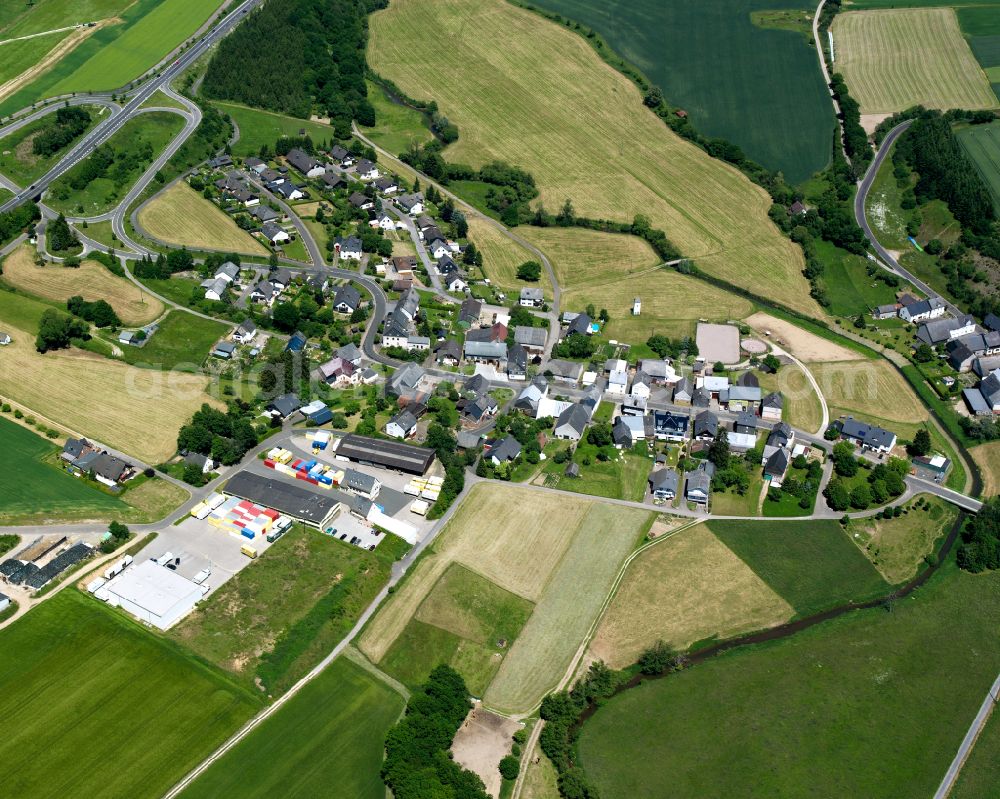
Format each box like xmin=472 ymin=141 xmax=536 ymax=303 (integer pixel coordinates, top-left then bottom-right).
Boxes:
xmin=335 ymin=434 xmax=436 ymax=475
xmin=100 ymin=560 xmax=203 ymax=630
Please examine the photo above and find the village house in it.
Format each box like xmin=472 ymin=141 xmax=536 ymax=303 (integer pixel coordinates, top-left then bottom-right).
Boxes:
xmin=212 ymin=341 xmax=236 ymax=359
xmin=355 ymin=159 xmax=379 ymax=181
xmin=963 ymin=368 xmax=1000 ymax=416
xmin=464 ymin=340 xmax=507 ymax=364
xmin=899 ymin=297 xmax=944 ymax=324
xmin=285 ymin=148 xmax=326 ymax=178
xmin=244 ymin=156 xmax=266 ymax=175
xmin=201 ymin=276 xmax=229 ymax=302
xmin=332 ymin=284 xmax=362 ymax=314
xmin=686 ymin=461 xmax=714 ymax=504
xmin=693 ymin=410 xmax=718 ymax=440
xmin=385 ymin=409 xmax=418 ymax=439
xmin=349 ymin=191 xmax=374 ymax=211
xmin=386 ymin=362 xmax=426 ymax=398
xmin=251 ymin=205 xmax=281 ymax=224
xmin=507 ymin=343 xmax=528 ymax=380
xmin=374 ymin=176 xmax=399 ymax=195
xmin=947 ymin=331 xmax=1000 ymax=372
xmin=835 ymin=416 xmax=897 ymax=453
xmin=214 ymin=261 xmax=240 ymax=283
xmin=654 ymin=411 xmax=689 ymax=442
xmin=396 ymin=193 xmax=424 ymax=215
xmin=434 ymin=339 xmax=462 ymax=366
xmin=520 ymin=287 xmax=544 ymax=307
xmin=760 ymin=392 xmax=783 ymax=422
xmin=371 ymin=212 xmax=395 ymax=231
xmin=514 ymin=325 xmax=546 ymax=354
xmin=648 ymin=468 xmax=679 ymax=501
xmin=318 ymin=356 xmax=358 ymax=386
xmin=514 ymin=376 xmax=548 ymax=415
xmin=554 ymin=403 xmax=590 ymax=441
xmin=249 ymin=280 xmax=277 ymax=306
xmin=916 ymin=314 xmax=977 ymax=346
xmin=335 ymin=235 xmax=363 ymax=260
xmin=330 ymin=145 xmax=352 ymax=166
xmin=488 ymin=435 xmax=522 ymax=466
xmin=336 ymin=342 xmax=364 ymax=366
xmin=261 ymin=222 xmax=290 ymax=246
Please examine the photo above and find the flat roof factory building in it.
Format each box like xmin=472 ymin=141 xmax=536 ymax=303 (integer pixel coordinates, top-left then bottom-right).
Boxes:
xmin=99 ymin=560 xmax=203 ymax=630
xmin=335 ymin=434 xmax=435 ymax=475
xmin=224 ymin=470 xmax=342 ymax=529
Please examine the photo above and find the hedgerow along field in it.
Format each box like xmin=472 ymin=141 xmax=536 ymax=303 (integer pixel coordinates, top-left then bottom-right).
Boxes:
xmin=576 ymin=562 xmax=1000 ymax=799
xmin=528 ymin=0 xmax=834 ymax=185
xmin=0 ymin=289 xmax=220 ymax=464
xmin=3 ymin=244 xmax=163 ymax=326
xmin=138 ymin=181 xmax=269 ymax=255
xmin=0 ymin=0 xmax=222 ymax=115
xmin=0 ymin=590 xmax=260 ymax=799
xmin=831 ymin=8 xmax=998 ymax=114
xmin=0 ymin=415 xmax=127 ymax=523
xmin=368 ymin=0 xmax=818 ymax=317
xmin=520 ymin=226 xmax=753 ymax=340
xmin=957 ymin=120 xmax=1000 ymax=211
xmin=178 ymin=655 xmax=403 ymax=799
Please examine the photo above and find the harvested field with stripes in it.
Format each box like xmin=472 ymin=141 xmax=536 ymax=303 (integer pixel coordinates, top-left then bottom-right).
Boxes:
xmin=811 ymin=359 xmax=927 ymax=429
xmin=466 ymin=215 xmax=552 ymax=298
xmin=368 ymin=0 xmax=817 ymax=316
xmin=831 ymin=8 xmax=997 ymax=113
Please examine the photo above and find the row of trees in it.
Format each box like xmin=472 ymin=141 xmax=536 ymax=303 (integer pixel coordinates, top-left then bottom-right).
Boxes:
xmin=33 ymin=106 xmax=91 ymax=158
xmin=957 ymin=497 xmax=1000 ymax=572
xmin=382 ymin=665 xmax=489 ymax=799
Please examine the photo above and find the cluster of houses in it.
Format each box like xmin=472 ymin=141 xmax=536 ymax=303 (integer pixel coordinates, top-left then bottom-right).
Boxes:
xmin=249 ymin=267 xmax=294 ymax=307
xmin=963 ymin=366 xmax=1000 ymax=416
xmin=200 ymin=260 xmax=243 ymax=302
xmin=60 ymin=439 xmax=134 ymax=488
xmin=317 ymin=343 xmax=378 ymax=387
xmin=381 ymin=286 xmax=424 ymax=351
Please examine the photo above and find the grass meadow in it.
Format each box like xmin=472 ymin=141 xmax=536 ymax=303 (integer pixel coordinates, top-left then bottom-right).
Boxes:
xmin=527 ymin=0 xmax=834 ymax=185
xmin=178 ymin=656 xmax=403 ymax=799
xmin=815 ymin=239 xmax=901 ymax=318
xmin=589 ymin=524 xmax=794 ymax=669
xmin=368 ymin=0 xmax=817 ymax=316
xmin=577 ymin=561 xmax=1000 ymax=799
xmin=46 ymin=111 xmax=186 ymax=216
xmin=172 ymin=526 xmax=404 ymax=695
xmin=213 ymin=100 xmax=335 ymax=157
xmin=361 ymin=79 xmax=434 ymax=154
xmin=0 ymin=288 xmax=218 ymax=463
xmin=707 ymin=518 xmax=890 ymax=616
xmin=0 ymin=0 xmax=221 ymax=113
xmin=116 ymin=310 xmax=228 ymax=371
xmin=0 ymin=590 xmax=260 ymax=799
xmin=756 ymin=365 xmax=824 ymax=434
xmin=951 ymin=700 xmax=1000 ymax=799
xmin=971 ymin=440 xmax=1000 ymax=498
xmin=138 ymin=181 xmax=269 ymax=255
xmin=0 ymin=103 xmax=106 ymax=186
xmin=831 ymin=8 xmax=997 ymax=113
xmin=0 ymin=30 xmax=72 ymax=89
xmin=0 ymin=415 xmax=126 ymax=523
xmin=957 ymin=121 xmax=1000 ymax=211
xmin=3 ymin=244 xmax=163 ymax=325
xmin=0 ymin=0 xmax=129 ymax=38
xmin=520 ymin=226 xmax=753 ymax=340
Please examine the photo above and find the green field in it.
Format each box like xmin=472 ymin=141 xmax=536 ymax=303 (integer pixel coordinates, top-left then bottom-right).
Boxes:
xmin=0 ymin=0 xmax=130 ymax=38
xmin=577 ymin=561 xmax=1000 ymax=798
xmin=116 ymin=310 xmax=228 ymax=371
xmin=957 ymin=121 xmax=1000 ymax=212
xmin=0 ymin=590 xmax=260 ymax=799
xmin=214 ymin=100 xmax=335 ymax=157
xmin=951 ymin=701 xmax=1000 ymax=799
xmin=46 ymin=111 xmax=186 ymax=216
xmin=179 ymin=655 xmax=404 ymax=799
xmin=707 ymin=519 xmax=890 ymax=615
xmin=815 ymin=239 xmax=901 ymax=318
xmin=173 ymin=526 xmax=406 ymax=694
xmin=0 ymin=0 xmax=223 ymax=114
xmin=0 ymin=415 xmax=126 ymax=523
xmin=360 ymin=79 xmax=433 ymax=155
xmin=380 ymin=562 xmax=534 ymax=695
xmin=528 ymin=0 xmax=834 ymax=184
xmin=0 ymin=29 xmax=71 ymax=86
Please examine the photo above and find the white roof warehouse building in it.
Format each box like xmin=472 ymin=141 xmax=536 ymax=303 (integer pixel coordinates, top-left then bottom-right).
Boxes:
xmin=100 ymin=560 xmax=203 ymax=630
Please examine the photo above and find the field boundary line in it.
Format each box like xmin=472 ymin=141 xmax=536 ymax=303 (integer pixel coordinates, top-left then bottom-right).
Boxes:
xmin=342 ymin=645 xmax=411 ymax=701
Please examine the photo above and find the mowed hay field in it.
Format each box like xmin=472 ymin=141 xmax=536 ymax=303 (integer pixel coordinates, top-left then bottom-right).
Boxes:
xmin=811 ymin=359 xmax=927 ymax=434
xmin=368 ymin=0 xmax=817 ymax=316
xmin=957 ymin=121 xmax=1000 ymax=210
xmin=758 ymin=364 xmax=825 ymax=434
xmin=589 ymin=524 xmax=794 ymax=669
xmin=0 ymin=319 xmax=217 ymax=464
xmin=0 ymin=590 xmax=259 ymax=799
xmin=2 ymin=245 xmax=163 ymax=325
xmin=971 ymin=441 xmax=1000 ymax=498
xmin=138 ymin=181 xmax=269 ymax=256
xmin=360 ymin=484 xmax=652 ymax=713
xmin=831 ymin=8 xmax=998 ymax=114
xmin=521 ymin=227 xmax=753 ymax=339
xmin=467 ymin=215 xmax=552 ymax=298
xmin=178 ymin=656 xmax=403 ymax=799
xmin=744 ymin=312 xmax=860 ymax=362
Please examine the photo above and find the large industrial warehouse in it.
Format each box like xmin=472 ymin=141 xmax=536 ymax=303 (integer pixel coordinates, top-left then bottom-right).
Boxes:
xmin=99 ymin=560 xmax=204 ymax=630
xmin=224 ymin=471 xmax=343 ymax=529
xmin=334 ymin=434 xmax=435 ymax=475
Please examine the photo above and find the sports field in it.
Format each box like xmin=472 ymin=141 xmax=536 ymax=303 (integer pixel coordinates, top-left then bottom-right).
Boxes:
xmin=0 ymin=0 xmax=222 ymax=113
xmin=213 ymin=100 xmax=335 ymax=158
xmin=178 ymin=655 xmax=403 ymax=799
xmin=172 ymin=526 xmax=402 ymax=694
xmin=970 ymin=441 xmax=1000 ymax=498
xmin=360 ymin=484 xmax=652 ymax=714
xmin=0 ymin=415 xmax=126 ymax=523
xmin=849 ymin=496 xmax=956 ymax=584
xmin=138 ymin=181 xmax=269 ymax=255
xmin=361 ymin=79 xmax=433 ymax=155
xmin=466 ymin=215 xmax=552 ymax=298
xmin=369 ymin=0 xmax=817 ymax=316
xmin=117 ymin=310 xmax=228 ymax=371
xmin=589 ymin=524 xmax=794 ymax=669
xmin=3 ymin=245 xmax=162 ymax=325
xmin=811 ymin=359 xmax=928 ymax=434
xmin=528 ymin=0 xmax=834 ymax=184
xmin=577 ymin=562 xmax=1000 ymax=798
xmin=0 ymin=292 xmax=218 ymax=463
xmin=957 ymin=121 xmax=1000 ymax=211
xmin=831 ymin=8 xmax=997 ymax=114
xmin=521 ymin=226 xmax=753 ymax=339
xmin=707 ymin=518 xmax=889 ymax=617
xmin=0 ymin=590 xmax=259 ymax=799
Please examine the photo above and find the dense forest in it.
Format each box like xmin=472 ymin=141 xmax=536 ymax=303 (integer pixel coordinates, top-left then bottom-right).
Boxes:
xmin=202 ymin=0 xmax=381 ymax=137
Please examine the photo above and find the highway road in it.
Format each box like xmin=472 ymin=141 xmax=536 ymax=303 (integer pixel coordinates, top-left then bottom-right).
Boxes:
xmin=853 ymin=119 xmax=962 ymax=316
xmin=0 ymin=0 xmax=264 ymax=215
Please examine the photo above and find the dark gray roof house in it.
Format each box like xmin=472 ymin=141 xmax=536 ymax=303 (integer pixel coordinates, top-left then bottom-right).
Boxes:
xmin=268 ymin=393 xmax=302 ymax=418
xmin=349 ymin=191 xmax=372 ymax=209
xmin=333 ymin=284 xmax=362 ymax=313
xmin=459 ymin=298 xmax=482 ymax=326
xmin=566 ymin=313 xmax=592 ymax=337
xmin=767 ymin=422 xmax=793 ymax=449
xmin=837 ymin=417 xmax=896 ymax=452
xmin=648 ymin=468 xmax=679 ymax=499
xmin=612 ymin=416 xmax=632 ymax=448
xmin=693 ymin=410 xmax=718 ymax=439
xmin=387 ymin=362 xmax=425 ymax=396
xmin=489 ymin=435 xmax=522 ymax=464
xmin=764 ymin=448 xmax=790 ymax=479
xmin=734 ymin=411 xmax=758 ymax=434
xmin=554 ymin=403 xmax=590 ymax=440
xmin=251 ymin=205 xmax=280 ymax=223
